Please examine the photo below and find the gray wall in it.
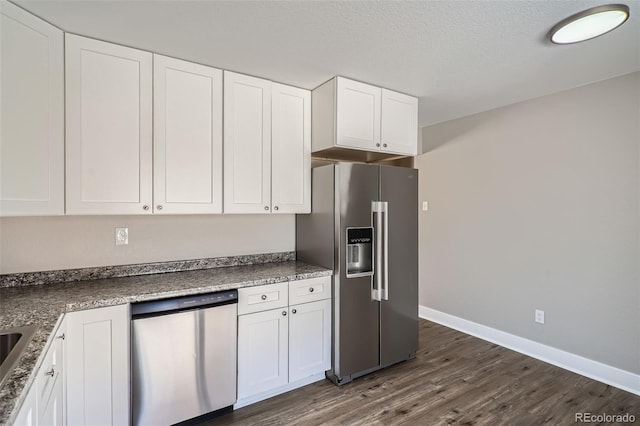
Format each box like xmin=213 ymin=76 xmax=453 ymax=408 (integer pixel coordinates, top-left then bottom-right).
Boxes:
xmin=416 ymin=72 xmax=640 ymax=374
xmin=0 ymin=215 xmax=295 ymax=273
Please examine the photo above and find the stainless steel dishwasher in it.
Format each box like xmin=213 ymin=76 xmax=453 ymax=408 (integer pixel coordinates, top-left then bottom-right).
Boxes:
xmin=131 ymin=290 xmax=237 ymax=425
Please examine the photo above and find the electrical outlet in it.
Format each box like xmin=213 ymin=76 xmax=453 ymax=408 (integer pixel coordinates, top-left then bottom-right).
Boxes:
xmin=115 ymin=228 xmax=128 ymax=245
xmin=422 ymin=201 xmax=429 ymax=211
xmin=535 ymin=309 xmax=545 ymax=324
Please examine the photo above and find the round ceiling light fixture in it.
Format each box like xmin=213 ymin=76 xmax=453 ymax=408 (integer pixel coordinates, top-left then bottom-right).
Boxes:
xmin=549 ymin=4 xmax=630 ymax=44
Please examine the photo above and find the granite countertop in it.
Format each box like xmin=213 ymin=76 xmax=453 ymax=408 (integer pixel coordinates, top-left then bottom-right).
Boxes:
xmin=0 ymin=260 xmax=331 ymax=424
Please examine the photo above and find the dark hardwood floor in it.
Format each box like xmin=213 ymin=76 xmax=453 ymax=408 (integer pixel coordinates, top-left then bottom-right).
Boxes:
xmin=203 ymin=320 xmax=640 ymax=425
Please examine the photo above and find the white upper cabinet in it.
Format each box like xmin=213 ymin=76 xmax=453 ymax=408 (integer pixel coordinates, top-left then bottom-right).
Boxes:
xmin=224 ymin=72 xmax=311 ymax=214
xmin=0 ymin=1 xmax=64 ymax=216
xmin=224 ymin=71 xmax=272 ymax=213
xmin=153 ymin=54 xmax=223 ymax=214
xmin=271 ymin=83 xmax=311 ymax=214
xmin=312 ymin=76 xmax=418 ymax=157
xmin=381 ymin=89 xmax=418 ymax=156
xmin=336 ymin=78 xmax=381 ymax=151
xmin=65 ymin=34 xmax=153 ymax=215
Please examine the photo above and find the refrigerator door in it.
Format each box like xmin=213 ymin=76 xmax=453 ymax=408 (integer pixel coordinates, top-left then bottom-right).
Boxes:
xmin=335 ymin=163 xmax=380 ymax=379
xmin=379 ymin=165 xmax=419 ymax=366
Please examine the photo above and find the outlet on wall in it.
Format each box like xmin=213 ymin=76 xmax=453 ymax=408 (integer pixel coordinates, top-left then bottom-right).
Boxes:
xmin=535 ymin=309 xmax=545 ymax=324
xmin=115 ymin=228 xmax=128 ymax=245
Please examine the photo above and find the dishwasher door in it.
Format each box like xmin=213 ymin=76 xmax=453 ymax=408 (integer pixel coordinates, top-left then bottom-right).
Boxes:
xmin=132 ymin=303 xmax=237 ymax=425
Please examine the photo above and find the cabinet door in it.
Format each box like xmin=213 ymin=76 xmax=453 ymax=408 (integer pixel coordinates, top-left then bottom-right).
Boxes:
xmin=13 ymin=384 xmax=37 ymax=426
xmin=271 ymin=83 xmax=311 ymax=214
xmin=39 ymin=373 xmax=63 ymax=426
xmin=153 ymin=54 xmax=223 ymax=214
xmin=37 ymin=319 xmax=65 ymax=425
xmin=0 ymin=2 xmax=64 ymax=216
xmin=336 ymin=77 xmax=381 ymax=151
xmin=289 ymin=299 xmax=332 ymax=382
xmin=66 ymin=304 xmax=130 ymax=426
xmin=237 ymin=308 xmax=288 ymax=399
xmin=66 ymin=34 xmax=152 ymax=215
xmin=224 ymin=71 xmax=272 ymax=213
xmin=380 ymin=89 xmax=418 ymax=156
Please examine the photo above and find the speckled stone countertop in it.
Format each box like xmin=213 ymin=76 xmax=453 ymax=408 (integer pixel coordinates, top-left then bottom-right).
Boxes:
xmin=0 ymin=260 xmax=331 ymax=425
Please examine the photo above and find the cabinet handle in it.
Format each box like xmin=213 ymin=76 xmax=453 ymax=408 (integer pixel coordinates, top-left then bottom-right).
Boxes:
xmin=143 ymin=205 xmax=150 ymax=211
xmin=383 ymin=143 xmax=387 ymax=148
xmin=261 ymin=295 xmax=267 ymax=301
xmin=282 ymin=311 xmax=287 ymax=316
xmin=264 ymin=206 xmax=269 ymax=211
xmin=292 ymin=309 xmax=297 ymax=314
xmin=56 ymin=333 xmax=65 ymax=340
xmin=309 ymin=287 xmax=315 ymax=293
xmin=376 ymin=143 xmax=380 ymax=147
xmin=44 ymin=368 xmax=55 ymax=377
xmin=274 ymin=206 xmax=279 ymax=211
xmin=157 ymin=205 xmax=163 ymax=210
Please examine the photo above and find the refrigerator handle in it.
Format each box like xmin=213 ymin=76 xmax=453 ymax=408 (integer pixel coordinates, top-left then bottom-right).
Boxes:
xmin=371 ymin=201 xmax=384 ymax=302
xmin=382 ymin=201 xmax=389 ymax=301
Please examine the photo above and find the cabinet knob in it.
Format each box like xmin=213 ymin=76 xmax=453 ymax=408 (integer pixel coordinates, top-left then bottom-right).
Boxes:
xmin=143 ymin=205 xmax=150 ymax=211
xmin=157 ymin=205 xmax=163 ymax=210
xmin=44 ymin=368 xmax=55 ymax=377
xmin=56 ymin=333 xmax=65 ymax=340
xmin=376 ymin=143 xmax=380 ymax=147
xmin=282 ymin=311 xmax=287 ymax=316
xmin=383 ymin=143 xmax=387 ymax=148
xmin=264 ymin=206 xmax=269 ymax=211
xmin=274 ymin=206 xmax=279 ymax=211
xmin=292 ymin=309 xmax=297 ymax=314
xmin=309 ymin=287 xmax=315 ymax=293
xmin=261 ymin=294 xmax=267 ymax=301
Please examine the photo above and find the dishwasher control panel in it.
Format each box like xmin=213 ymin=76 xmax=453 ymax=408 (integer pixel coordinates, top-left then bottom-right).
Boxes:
xmin=179 ymin=291 xmax=237 ymax=309
xmin=131 ymin=289 xmax=238 ymax=318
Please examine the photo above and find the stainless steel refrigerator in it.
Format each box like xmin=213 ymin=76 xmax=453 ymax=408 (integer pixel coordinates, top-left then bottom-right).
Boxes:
xmin=296 ymin=162 xmax=418 ymax=385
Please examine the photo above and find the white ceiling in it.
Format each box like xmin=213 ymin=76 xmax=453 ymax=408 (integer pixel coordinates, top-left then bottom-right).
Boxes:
xmin=14 ymin=0 xmax=640 ymax=126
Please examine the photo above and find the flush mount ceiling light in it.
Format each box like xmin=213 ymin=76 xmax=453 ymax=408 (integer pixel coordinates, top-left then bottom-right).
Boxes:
xmin=549 ymin=4 xmax=630 ymax=44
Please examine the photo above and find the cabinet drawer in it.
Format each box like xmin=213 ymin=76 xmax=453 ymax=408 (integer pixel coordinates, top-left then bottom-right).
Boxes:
xmin=289 ymin=276 xmax=332 ymax=305
xmin=238 ymin=282 xmax=289 ymax=315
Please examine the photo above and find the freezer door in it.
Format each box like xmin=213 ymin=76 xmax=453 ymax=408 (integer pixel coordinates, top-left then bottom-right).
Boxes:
xmin=379 ymin=166 xmax=419 ymax=366
xmin=335 ymin=163 xmax=380 ymax=379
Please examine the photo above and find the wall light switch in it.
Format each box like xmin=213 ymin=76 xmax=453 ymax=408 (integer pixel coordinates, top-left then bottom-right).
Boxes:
xmin=535 ymin=309 xmax=545 ymax=324
xmin=422 ymin=201 xmax=429 ymax=211
xmin=115 ymin=228 xmax=128 ymax=245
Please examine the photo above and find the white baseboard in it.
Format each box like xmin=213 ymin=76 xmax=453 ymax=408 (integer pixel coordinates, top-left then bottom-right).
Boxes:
xmin=234 ymin=372 xmax=326 ymax=409
xmin=419 ymin=305 xmax=640 ymax=396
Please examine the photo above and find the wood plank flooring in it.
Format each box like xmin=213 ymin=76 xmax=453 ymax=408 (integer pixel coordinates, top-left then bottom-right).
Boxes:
xmin=203 ymin=320 xmax=640 ymax=425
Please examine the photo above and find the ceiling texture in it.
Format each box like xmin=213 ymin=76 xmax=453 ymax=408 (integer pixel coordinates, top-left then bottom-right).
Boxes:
xmin=14 ymin=0 xmax=640 ymax=127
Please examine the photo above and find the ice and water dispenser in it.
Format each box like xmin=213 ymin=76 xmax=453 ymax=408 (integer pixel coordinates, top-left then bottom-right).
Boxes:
xmin=346 ymin=227 xmax=374 ymax=278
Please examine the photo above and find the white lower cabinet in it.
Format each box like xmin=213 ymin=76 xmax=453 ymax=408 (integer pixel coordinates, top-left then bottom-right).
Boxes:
xmin=39 ymin=373 xmax=63 ymax=426
xmin=236 ymin=276 xmax=332 ymax=406
xmin=37 ymin=319 xmax=65 ymax=426
xmin=13 ymin=386 xmax=37 ymax=426
xmin=65 ymin=304 xmax=130 ymax=426
xmin=237 ymin=307 xmax=289 ymax=399
xmin=289 ymin=299 xmax=331 ymax=383
xmin=12 ymin=318 xmax=66 ymax=426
